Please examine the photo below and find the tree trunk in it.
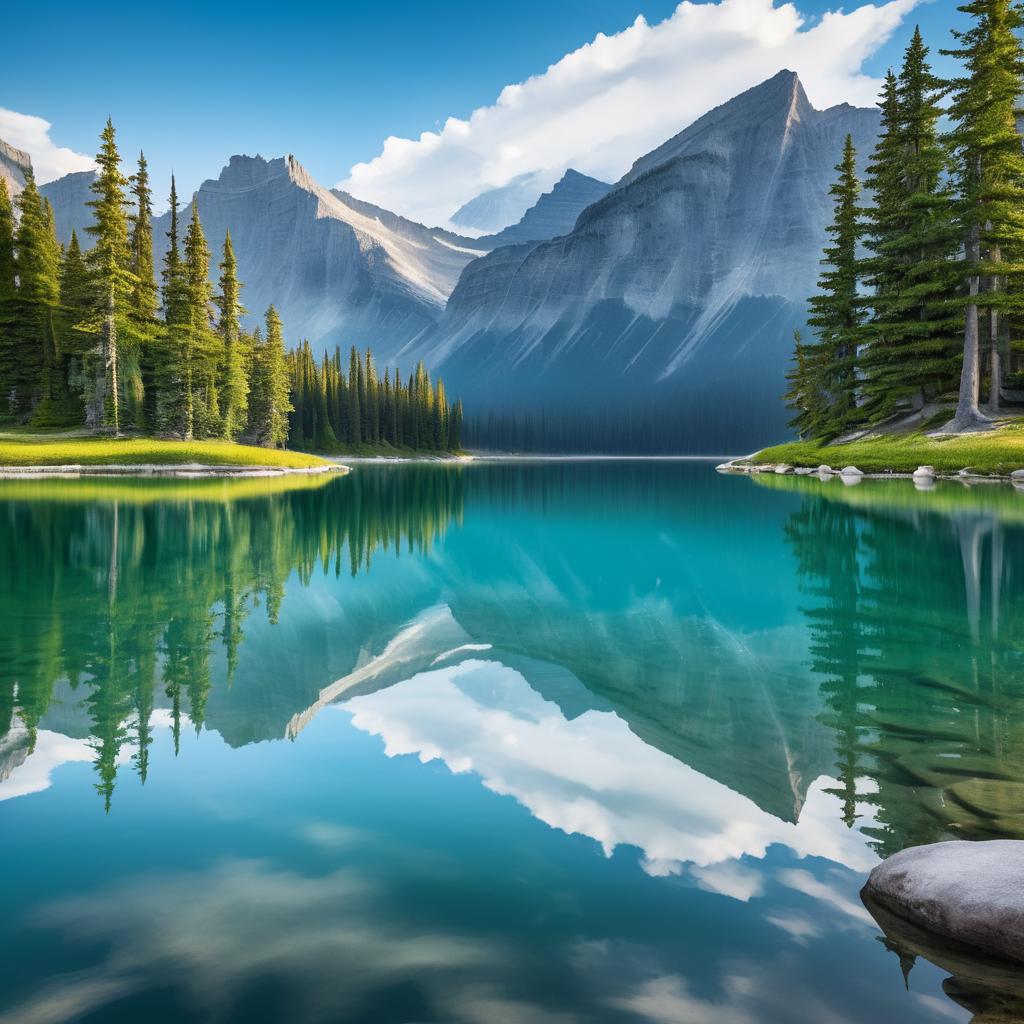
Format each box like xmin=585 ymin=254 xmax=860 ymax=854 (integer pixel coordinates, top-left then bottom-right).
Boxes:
xmin=949 ymin=223 xmax=991 ymax=432
xmin=989 ymin=245 xmax=1001 ymax=415
xmin=105 ymin=285 xmax=120 ymax=434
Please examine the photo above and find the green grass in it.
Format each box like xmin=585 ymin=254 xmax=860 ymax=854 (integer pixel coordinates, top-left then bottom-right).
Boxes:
xmin=0 ymin=434 xmax=332 ymax=469
xmin=746 ymin=424 xmax=1024 ymax=475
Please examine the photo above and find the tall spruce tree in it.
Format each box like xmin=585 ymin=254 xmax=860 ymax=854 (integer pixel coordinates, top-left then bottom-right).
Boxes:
xmin=10 ymin=173 xmax=61 ymax=417
xmin=181 ymin=200 xmax=219 ymax=439
xmin=157 ymin=176 xmax=189 ymax=432
xmin=804 ymin=135 xmax=865 ymax=440
xmin=248 ymin=305 xmax=291 ymax=447
xmin=861 ymin=30 xmax=962 ymax=420
xmin=216 ymin=231 xmax=248 ymax=439
xmin=84 ymin=119 xmax=137 ymax=431
xmin=942 ymin=0 xmax=1024 ymax=429
xmin=129 ymin=152 xmax=158 ymax=427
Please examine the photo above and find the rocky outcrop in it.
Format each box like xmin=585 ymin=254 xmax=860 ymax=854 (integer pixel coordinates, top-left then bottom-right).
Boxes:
xmin=411 ymin=70 xmax=880 ymax=451
xmin=479 ymin=169 xmax=611 ymax=247
xmin=0 ymin=138 xmax=31 ymax=200
xmin=862 ymin=840 xmax=1024 ymax=966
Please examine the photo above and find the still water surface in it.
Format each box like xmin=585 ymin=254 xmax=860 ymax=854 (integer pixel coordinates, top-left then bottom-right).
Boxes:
xmin=2 ymin=462 xmax=1023 ymax=1023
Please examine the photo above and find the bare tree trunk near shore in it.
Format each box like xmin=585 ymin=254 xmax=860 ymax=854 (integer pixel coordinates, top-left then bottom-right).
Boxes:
xmin=949 ymin=222 xmax=991 ymax=432
xmin=988 ymin=244 xmax=1001 ymax=415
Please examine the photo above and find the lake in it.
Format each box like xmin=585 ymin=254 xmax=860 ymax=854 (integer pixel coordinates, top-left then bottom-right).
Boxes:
xmin=1 ymin=461 xmax=1022 ymax=1024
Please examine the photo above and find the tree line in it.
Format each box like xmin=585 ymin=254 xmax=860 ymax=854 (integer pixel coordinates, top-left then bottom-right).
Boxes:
xmin=0 ymin=120 xmax=461 ymax=452
xmin=786 ymin=2 xmax=1024 ymax=441
xmin=289 ymin=340 xmax=462 ymax=452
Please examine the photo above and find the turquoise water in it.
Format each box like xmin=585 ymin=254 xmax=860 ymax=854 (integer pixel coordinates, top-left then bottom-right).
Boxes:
xmin=2 ymin=462 xmax=1022 ymax=1023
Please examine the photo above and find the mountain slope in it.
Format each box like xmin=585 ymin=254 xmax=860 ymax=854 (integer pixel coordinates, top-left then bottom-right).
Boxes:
xmin=478 ymin=169 xmax=611 ymax=247
xmin=45 ymin=154 xmax=490 ymax=360
xmin=40 ymin=170 xmax=96 ymax=244
xmin=414 ymin=71 xmax=880 ymax=451
xmin=449 ymin=172 xmax=547 ymax=234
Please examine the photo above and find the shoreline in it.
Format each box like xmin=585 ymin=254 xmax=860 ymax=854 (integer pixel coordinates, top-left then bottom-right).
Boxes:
xmin=0 ymin=463 xmax=350 ymax=480
xmin=717 ymin=458 xmax=1024 ymax=487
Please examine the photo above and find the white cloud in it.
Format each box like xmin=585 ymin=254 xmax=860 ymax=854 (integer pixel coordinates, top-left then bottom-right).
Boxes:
xmin=341 ymin=0 xmax=919 ymax=227
xmin=0 ymin=107 xmax=94 ymax=184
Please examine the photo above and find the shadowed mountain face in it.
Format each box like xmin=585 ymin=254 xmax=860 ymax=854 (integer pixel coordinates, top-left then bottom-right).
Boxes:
xmin=477 ymin=169 xmax=611 ymax=247
xmin=411 ymin=71 xmax=880 ymax=450
xmin=449 ymin=172 xmax=548 ymax=233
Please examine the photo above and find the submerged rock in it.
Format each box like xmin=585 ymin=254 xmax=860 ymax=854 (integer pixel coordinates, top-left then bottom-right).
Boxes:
xmin=863 ymin=892 xmax=1024 ymax=1023
xmin=861 ymin=841 xmax=1024 ymax=967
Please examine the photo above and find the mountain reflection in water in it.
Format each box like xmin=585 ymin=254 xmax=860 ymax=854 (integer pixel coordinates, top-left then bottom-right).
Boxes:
xmin=1 ymin=462 xmax=1022 ymax=1024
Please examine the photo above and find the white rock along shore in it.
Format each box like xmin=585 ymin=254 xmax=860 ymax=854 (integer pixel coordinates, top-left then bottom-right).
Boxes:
xmin=716 ymin=459 xmax=1024 ymax=487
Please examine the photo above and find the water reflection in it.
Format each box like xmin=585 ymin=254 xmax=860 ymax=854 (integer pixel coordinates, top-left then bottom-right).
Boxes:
xmin=772 ymin=474 xmax=1024 ymax=855
xmin=2 ymin=463 xmax=1024 ymax=1023
xmin=0 ymin=470 xmax=464 ymax=807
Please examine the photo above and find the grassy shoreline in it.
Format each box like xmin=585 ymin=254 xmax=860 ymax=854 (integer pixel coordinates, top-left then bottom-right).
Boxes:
xmin=739 ymin=424 xmax=1024 ymax=477
xmin=0 ymin=434 xmax=333 ymax=470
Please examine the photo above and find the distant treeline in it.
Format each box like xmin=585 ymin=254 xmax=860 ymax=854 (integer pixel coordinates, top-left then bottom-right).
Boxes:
xmin=289 ymin=341 xmax=462 ymax=453
xmin=0 ymin=119 xmax=461 ymax=453
xmin=463 ymin=410 xmax=742 ymax=454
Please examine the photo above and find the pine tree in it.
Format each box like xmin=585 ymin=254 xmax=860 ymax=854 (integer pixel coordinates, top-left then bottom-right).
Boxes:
xmin=347 ymin=346 xmax=362 ymax=444
xmin=156 ymin=176 xmax=189 ymax=432
xmin=942 ymin=0 xmax=1024 ymax=429
xmin=84 ymin=118 xmax=137 ymax=432
xmin=216 ymin=231 xmax=248 ymax=439
xmin=0 ymin=179 xmax=17 ymax=416
xmin=59 ymin=231 xmax=92 ymax=370
xmin=804 ymin=135 xmax=865 ymax=440
xmin=0 ymin=178 xmax=14 ymax=302
xmin=181 ymin=200 xmax=220 ymax=439
xmin=248 ymin=306 xmax=291 ymax=447
xmin=783 ymin=329 xmax=830 ymax=438
xmin=129 ymin=152 xmax=158 ymax=428
xmin=8 ymin=173 xmax=61 ymax=417
xmin=860 ymin=30 xmax=962 ymax=420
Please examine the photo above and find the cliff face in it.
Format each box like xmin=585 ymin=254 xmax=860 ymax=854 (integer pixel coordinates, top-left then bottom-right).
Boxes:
xmin=45 ymin=153 xmax=489 ymax=360
xmin=414 ymin=71 xmax=880 ymax=450
xmin=477 ymin=169 xmax=611 ymax=248
xmin=0 ymin=139 xmax=32 ymax=200
xmin=40 ymin=170 xmax=96 ymax=244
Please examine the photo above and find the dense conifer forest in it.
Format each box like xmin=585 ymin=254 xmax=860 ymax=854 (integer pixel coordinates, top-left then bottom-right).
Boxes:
xmin=786 ymin=2 xmax=1024 ymax=441
xmin=0 ymin=124 xmax=461 ymax=454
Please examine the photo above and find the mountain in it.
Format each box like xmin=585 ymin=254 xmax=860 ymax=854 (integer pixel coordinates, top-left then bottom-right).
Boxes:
xmin=411 ymin=71 xmax=881 ymax=452
xmin=44 ymin=153 xmax=489 ymax=360
xmin=449 ymin=172 xmax=547 ymax=234
xmin=40 ymin=170 xmax=96 ymax=244
xmin=478 ymin=169 xmax=611 ymax=247
xmin=0 ymin=139 xmax=31 ymax=200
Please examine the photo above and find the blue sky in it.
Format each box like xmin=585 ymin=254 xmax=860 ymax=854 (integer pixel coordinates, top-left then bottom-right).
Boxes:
xmin=2 ymin=0 xmax=966 ymax=219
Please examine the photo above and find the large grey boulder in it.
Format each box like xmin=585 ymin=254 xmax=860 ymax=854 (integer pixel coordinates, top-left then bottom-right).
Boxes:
xmin=861 ymin=841 xmax=1024 ymax=966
